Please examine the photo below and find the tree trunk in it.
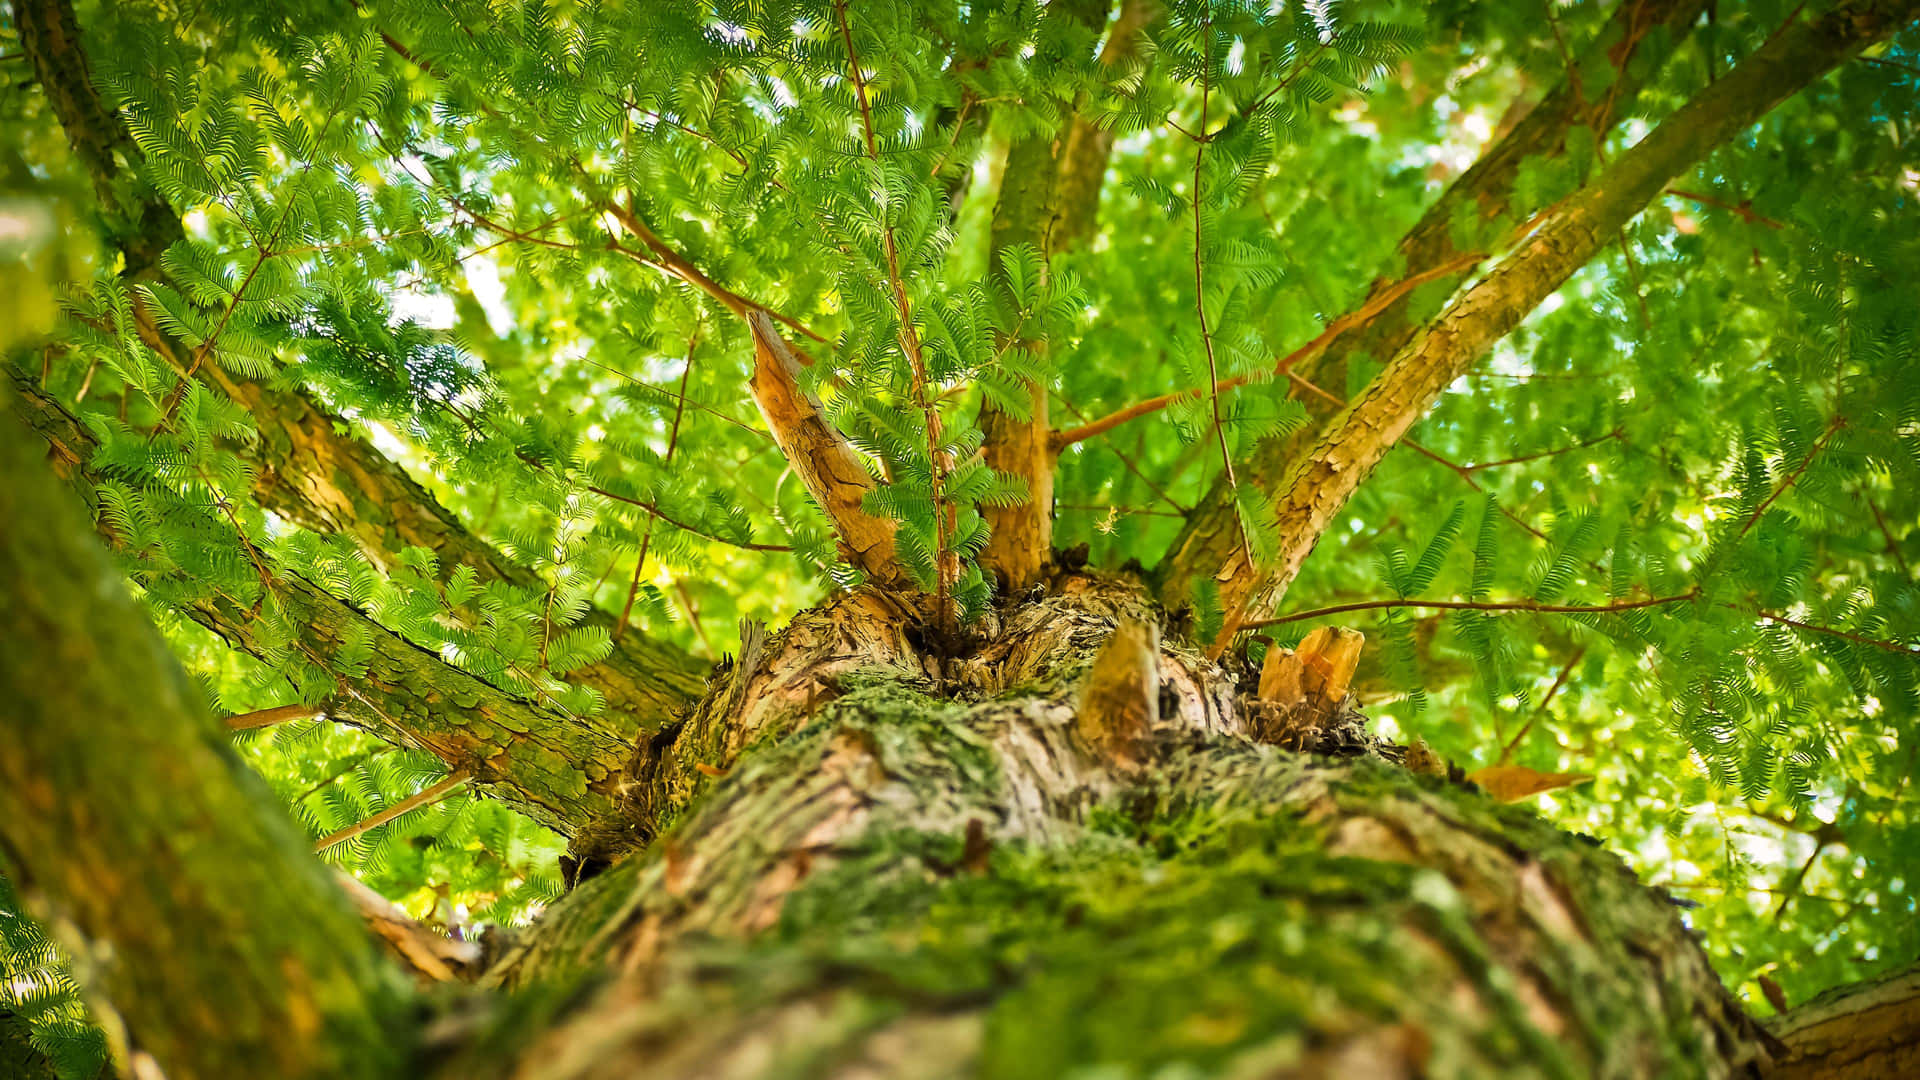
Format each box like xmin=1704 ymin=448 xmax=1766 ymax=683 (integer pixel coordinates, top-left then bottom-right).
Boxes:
xmin=0 ymin=393 xmax=405 ymax=1080
xmin=2 ymin=399 xmax=1789 ymax=1076
xmin=9 ymin=0 xmax=1916 ymax=1075
xmin=436 ymin=575 xmax=1768 ymax=1080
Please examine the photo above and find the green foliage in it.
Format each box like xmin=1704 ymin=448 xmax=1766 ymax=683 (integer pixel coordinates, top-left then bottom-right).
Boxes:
xmin=0 ymin=878 xmax=107 ymax=1080
xmin=3 ymin=0 xmax=1917 ymax=1040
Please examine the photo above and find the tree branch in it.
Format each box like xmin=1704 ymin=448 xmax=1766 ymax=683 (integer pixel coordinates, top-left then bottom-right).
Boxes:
xmin=744 ymin=310 xmax=903 ymax=583
xmin=1201 ymin=0 xmax=1915 ymax=655
xmin=978 ymin=0 xmax=1154 ymax=590
xmin=7 ymin=371 xmax=641 ymax=835
xmin=314 ymin=771 xmax=470 ymax=853
xmin=224 ymin=703 xmax=323 ymax=731
xmin=18 ymin=0 xmax=706 ymax=728
xmin=836 ymin=0 xmax=956 ymax=621
xmin=1051 ymin=252 xmax=1486 ymax=448
xmin=1157 ymin=0 xmax=1712 ymax=612
xmin=0 ymin=397 xmax=405 ymax=1080
xmin=1766 ymin=958 xmax=1920 ymax=1077
xmin=1241 ymin=590 xmax=1700 ymax=631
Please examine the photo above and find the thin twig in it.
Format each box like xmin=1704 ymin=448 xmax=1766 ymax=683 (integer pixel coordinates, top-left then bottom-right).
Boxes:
xmin=582 ymin=358 xmax=772 ymax=441
xmin=1284 ymin=370 xmax=1564 ymax=550
xmin=836 ymin=0 xmax=955 ymax=629
xmin=1497 ymin=646 xmax=1586 ymax=765
xmin=224 ymin=703 xmax=323 ymax=731
xmin=1050 ymin=252 xmax=1484 ymax=448
xmin=1663 ymin=188 xmax=1785 ymax=229
xmin=584 ymin=483 xmax=791 ymax=552
xmin=1616 ymin=231 xmax=1653 ymax=333
xmin=1733 ymin=604 xmax=1920 ymax=656
xmin=617 ymin=327 xmax=700 ymax=640
xmin=314 ymin=770 xmax=470 ymax=853
xmin=1462 ymin=428 xmax=1624 ymax=472
xmin=1047 ymin=389 xmax=1191 ymax=515
xmin=1734 ymin=417 xmax=1843 ymax=544
xmin=1865 ymin=493 xmax=1911 ymax=577
xmin=673 ymin=577 xmax=716 ymax=657
xmin=1240 ymin=588 xmax=1700 ymax=631
xmin=1190 ymin=21 xmax=1248 ymax=570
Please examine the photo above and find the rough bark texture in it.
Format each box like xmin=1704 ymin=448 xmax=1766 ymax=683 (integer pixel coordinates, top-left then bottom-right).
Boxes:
xmin=1198 ymin=0 xmax=1916 ymax=649
xmin=746 ymin=310 xmax=903 ymax=584
xmin=0 ymin=399 xmax=406 ymax=1080
xmin=433 ymin=574 xmax=1770 ymax=1080
xmin=1157 ymin=0 xmax=1708 ymax=610
xmin=8 ymin=367 xmax=636 ymax=836
xmin=1766 ymin=960 xmax=1920 ymax=1079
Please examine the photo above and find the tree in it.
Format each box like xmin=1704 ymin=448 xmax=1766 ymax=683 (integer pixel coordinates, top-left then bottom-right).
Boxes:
xmin=2 ymin=0 xmax=1918 ymax=1076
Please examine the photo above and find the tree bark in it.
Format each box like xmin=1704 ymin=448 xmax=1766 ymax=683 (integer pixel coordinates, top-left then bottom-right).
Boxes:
xmin=1156 ymin=0 xmax=1704 ymax=609
xmin=15 ymin=0 xmax=704 ymax=729
xmin=1195 ymin=0 xmax=1917 ymax=650
xmin=6 ymin=395 xmax=1878 ymax=1076
xmin=980 ymin=0 xmax=1155 ymax=591
xmin=1766 ymin=959 xmax=1920 ymax=1079
xmin=7 ymin=367 xmax=634 ymax=836
xmin=436 ymin=574 xmax=1772 ymax=1080
xmin=0 ymin=395 xmax=407 ymax=1080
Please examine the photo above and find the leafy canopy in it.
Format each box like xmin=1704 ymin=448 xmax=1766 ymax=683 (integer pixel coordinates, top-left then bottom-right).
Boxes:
xmin=1 ymin=1 xmax=1918 ymax=1073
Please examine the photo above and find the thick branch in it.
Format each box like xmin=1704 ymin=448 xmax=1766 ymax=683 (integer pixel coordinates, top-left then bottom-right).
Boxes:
xmin=744 ymin=310 xmax=903 ymax=583
xmin=0 ymin=398 xmax=405 ymax=1080
xmin=7 ymin=369 xmax=637 ymax=836
xmin=1158 ymin=0 xmax=1710 ymax=609
xmin=979 ymin=0 xmax=1154 ymax=590
xmin=1766 ymin=959 xmax=1920 ymax=1078
xmin=1203 ymin=0 xmax=1916 ymax=652
xmin=18 ymin=0 xmax=703 ymax=729
xmin=335 ymin=874 xmax=482 ymax=985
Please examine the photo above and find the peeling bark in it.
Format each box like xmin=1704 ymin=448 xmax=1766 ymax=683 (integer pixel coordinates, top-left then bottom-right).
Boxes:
xmin=745 ymin=311 xmax=903 ymax=584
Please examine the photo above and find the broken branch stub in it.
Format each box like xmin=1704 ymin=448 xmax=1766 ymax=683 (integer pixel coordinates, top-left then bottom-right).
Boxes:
xmin=1075 ymin=619 xmax=1160 ymax=768
xmin=1253 ymin=626 xmax=1365 ymax=746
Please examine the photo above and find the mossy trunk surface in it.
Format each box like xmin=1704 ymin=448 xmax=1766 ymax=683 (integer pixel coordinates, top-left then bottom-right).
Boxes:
xmin=423 ymin=574 xmax=1769 ymax=1080
xmin=1 ymin=393 xmax=1777 ymax=1075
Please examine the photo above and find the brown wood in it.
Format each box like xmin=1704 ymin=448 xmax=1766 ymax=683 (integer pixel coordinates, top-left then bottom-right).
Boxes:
xmin=313 ymin=771 xmax=471 ymax=853
xmin=1202 ymin=0 xmax=1915 ymax=654
xmin=745 ymin=310 xmax=903 ymax=584
xmin=1768 ymin=961 xmax=1920 ymax=1079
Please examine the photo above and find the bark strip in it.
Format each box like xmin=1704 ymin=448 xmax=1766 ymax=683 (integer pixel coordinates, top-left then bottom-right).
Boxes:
xmin=745 ymin=310 xmax=903 ymax=583
xmin=1203 ymin=0 xmax=1916 ymax=651
xmin=0 ymin=399 xmax=406 ymax=1080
